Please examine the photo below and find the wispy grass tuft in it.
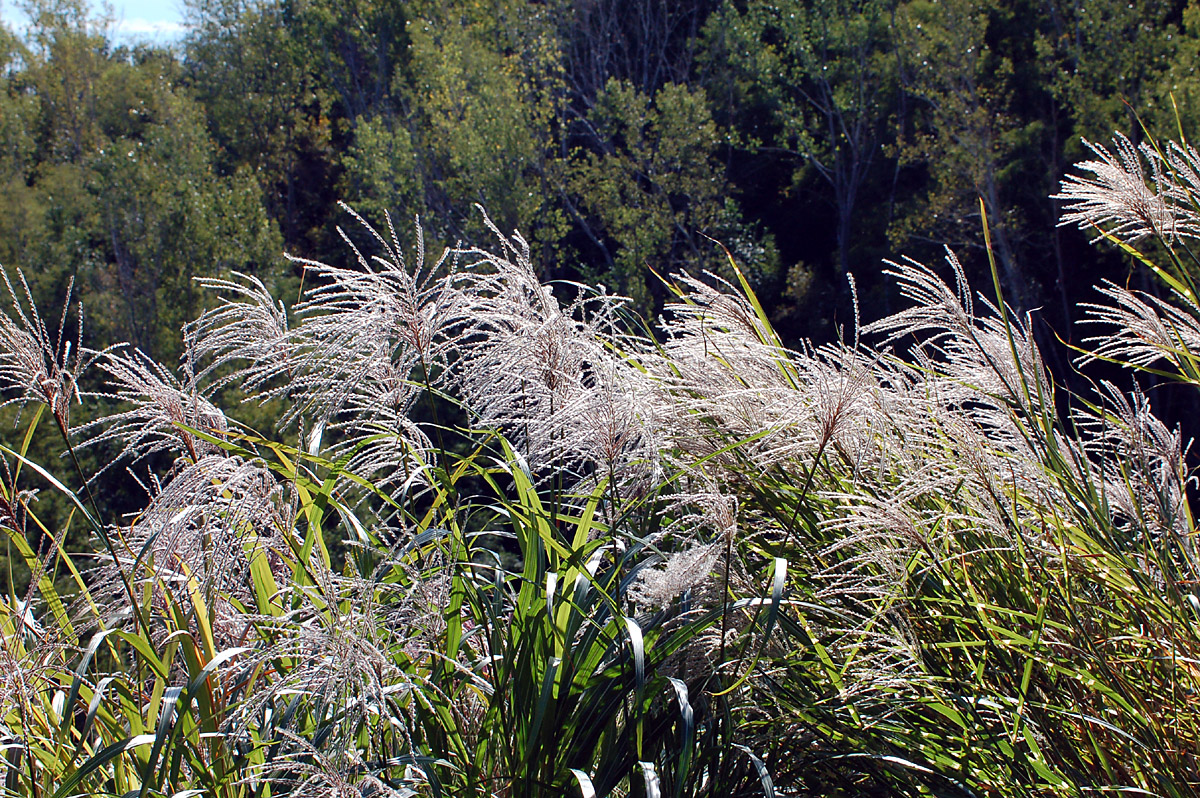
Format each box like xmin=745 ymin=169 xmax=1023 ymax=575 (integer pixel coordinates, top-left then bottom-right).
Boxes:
xmin=4 ymin=126 xmax=1200 ymax=795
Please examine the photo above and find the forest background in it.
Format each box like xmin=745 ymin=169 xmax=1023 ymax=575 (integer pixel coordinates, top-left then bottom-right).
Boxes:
xmin=0 ymin=0 xmax=1194 ymax=570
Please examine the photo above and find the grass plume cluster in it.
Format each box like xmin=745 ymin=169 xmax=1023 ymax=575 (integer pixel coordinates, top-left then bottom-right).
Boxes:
xmin=4 ymin=131 xmax=1200 ymax=796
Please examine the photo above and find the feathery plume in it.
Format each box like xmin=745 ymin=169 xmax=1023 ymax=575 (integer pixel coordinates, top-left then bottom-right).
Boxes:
xmin=1055 ymin=133 xmax=1200 ymax=243
xmin=629 ymin=543 xmax=720 ymax=609
xmin=194 ymin=208 xmax=469 ymax=496
xmin=453 ymin=208 xmax=656 ymax=484
xmin=0 ymin=269 xmax=86 ymax=429
xmin=1079 ymin=383 xmax=1193 ymax=556
xmin=76 ymin=348 xmax=227 ymax=466
xmin=1079 ymin=280 xmax=1200 ymax=372
xmin=185 ymin=271 xmax=290 ymax=393
xmin=864 ymin=253 xmax=1051 ymax=412
xmin=89 ymin=454 xmax=293 ymax=648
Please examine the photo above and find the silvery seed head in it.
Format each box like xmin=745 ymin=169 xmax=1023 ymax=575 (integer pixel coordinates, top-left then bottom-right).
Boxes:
xmin=0 ymin=269 xmax=87 ymax=429
xmin=1055 ymin=133 xmax=1200 ymax=244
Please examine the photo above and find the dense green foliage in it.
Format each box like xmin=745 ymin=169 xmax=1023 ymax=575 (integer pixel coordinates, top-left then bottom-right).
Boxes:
xmin=1 ymin=0 xmax=1195 ymax=344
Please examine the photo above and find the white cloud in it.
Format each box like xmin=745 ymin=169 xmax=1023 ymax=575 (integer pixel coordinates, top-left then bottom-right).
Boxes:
xmin=1 ymin=5 xmax=30 ymax=29
xmin=113 ymin=17 xmax=188 ymax=39
xmin=0 ymin=4 xmax=189 ymax=41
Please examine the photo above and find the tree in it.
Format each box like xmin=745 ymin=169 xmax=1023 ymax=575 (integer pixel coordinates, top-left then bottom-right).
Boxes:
xmin=1038 ymin=0 xmax=1180 ymax=144
xmin=184 ymin=0 xmax=334 ymax=248
xmin=891 ymin=0 xmax=1036 ymax=306
xmin=89 ymin=88 xmax=282 ymax=357
xmin=393 ymin=0 xmax=565 ymax=243
xmin=712 ymin=0 xmax=897 ymax=278
xmin=1 ymin=1 xmax=282 ymax=362
xmin=566 ymin=79 xmax=778 ymax=310
xmin=559 ymin=0 xmax=714 ymax=101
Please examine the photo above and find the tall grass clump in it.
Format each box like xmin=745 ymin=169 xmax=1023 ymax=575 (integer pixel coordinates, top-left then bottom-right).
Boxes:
xmin=4 ymin=129 xmax=1200 ymax=796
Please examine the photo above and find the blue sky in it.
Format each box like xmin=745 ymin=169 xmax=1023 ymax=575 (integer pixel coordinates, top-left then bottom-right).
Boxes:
xmin=2 ymin=1 xmax=188 ymax=42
